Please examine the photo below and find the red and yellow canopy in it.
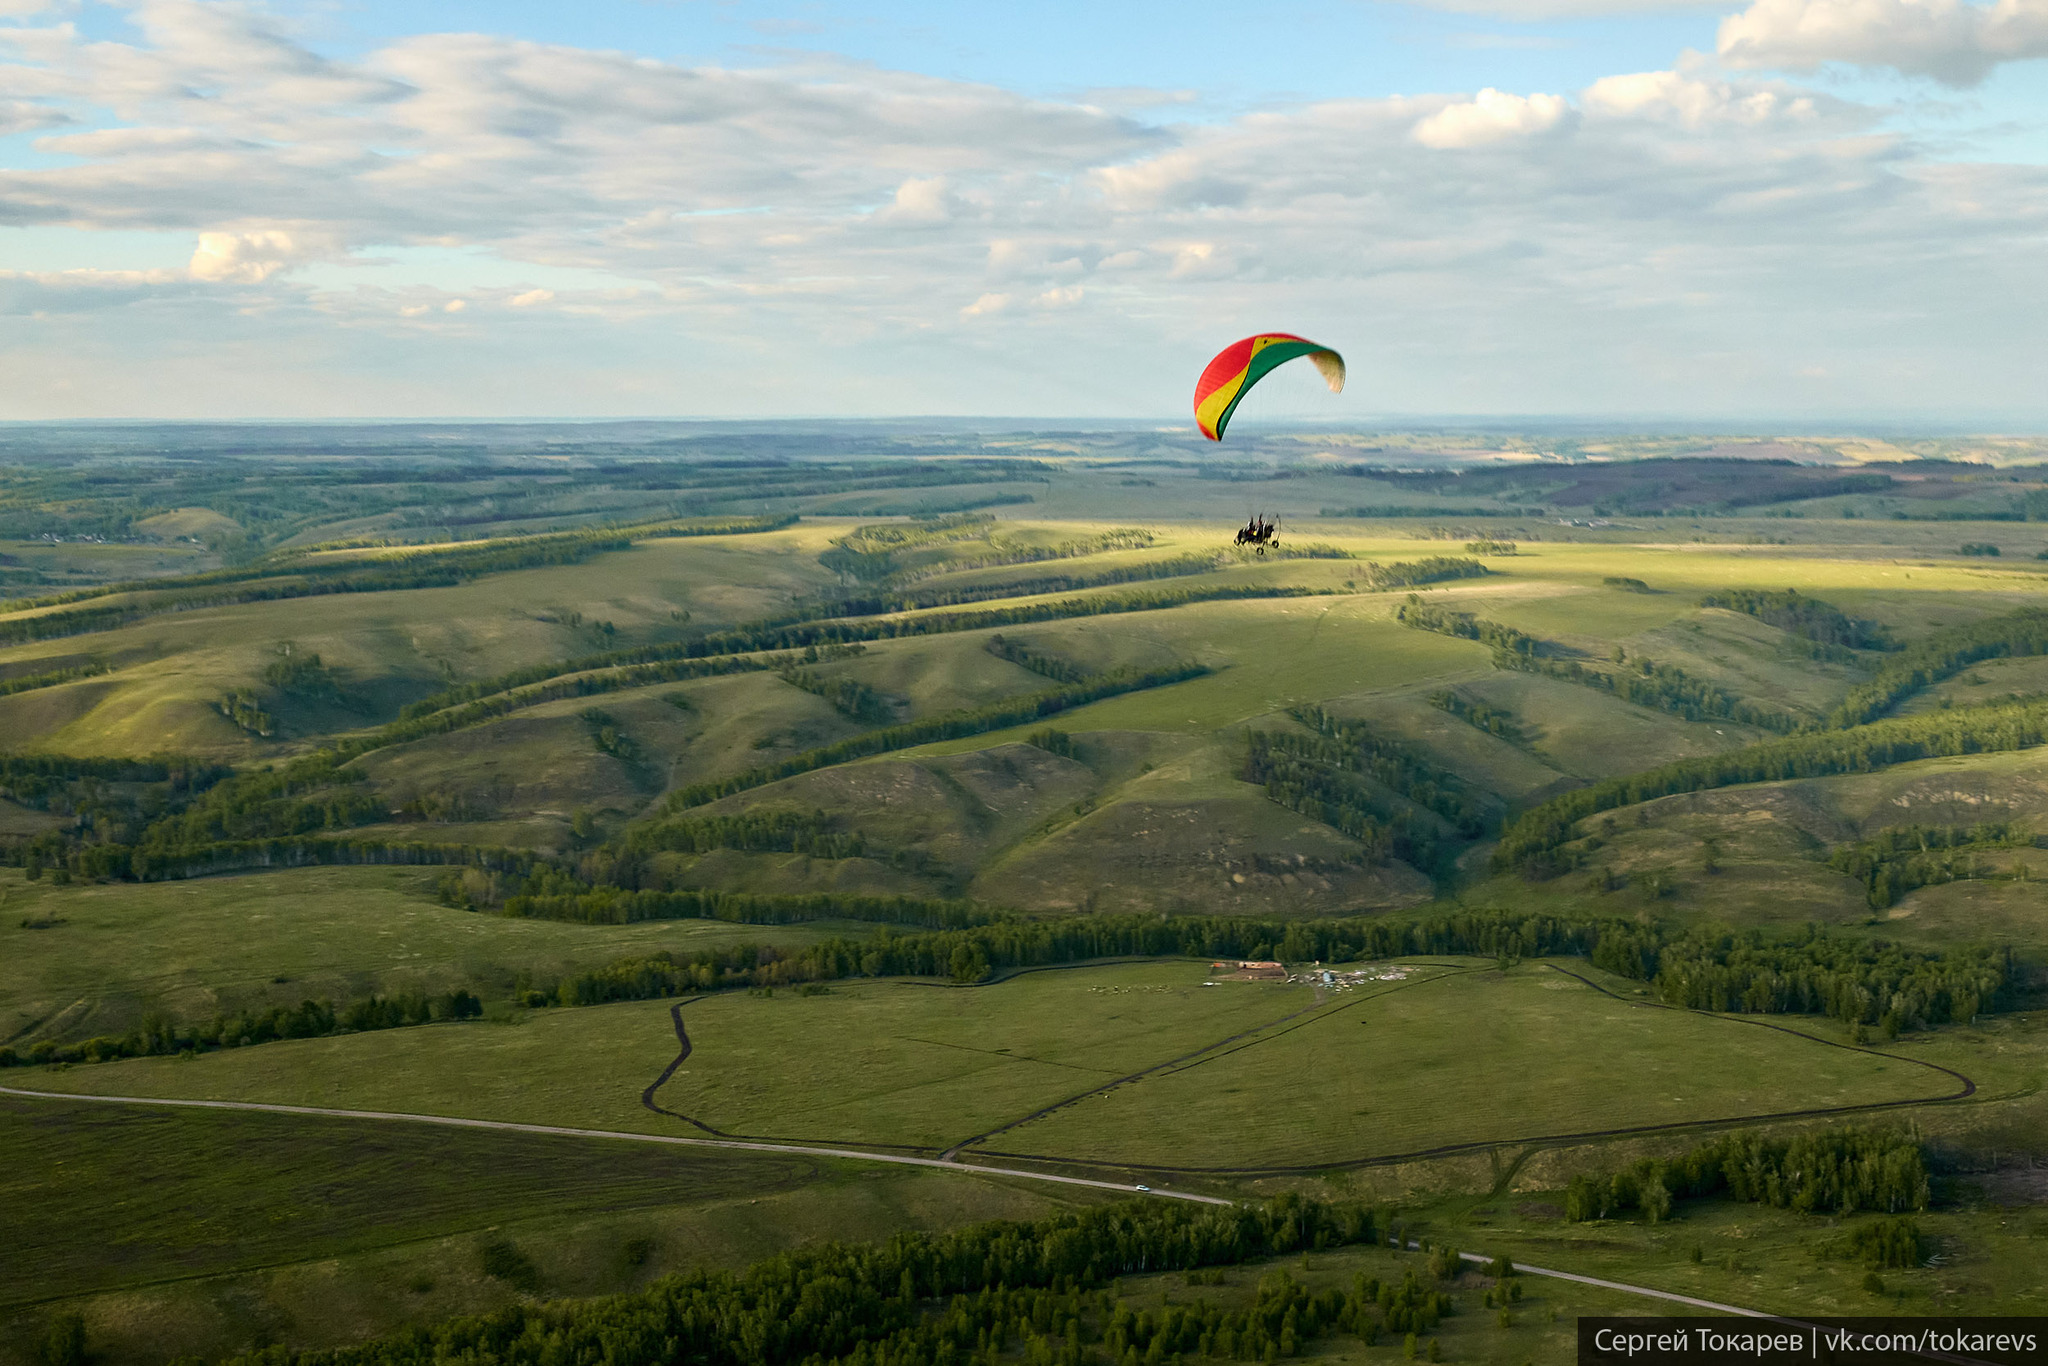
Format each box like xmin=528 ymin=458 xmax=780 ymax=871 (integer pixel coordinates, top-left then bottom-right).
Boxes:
xmin=1192 ymin=333 xmax=1345 ymax=441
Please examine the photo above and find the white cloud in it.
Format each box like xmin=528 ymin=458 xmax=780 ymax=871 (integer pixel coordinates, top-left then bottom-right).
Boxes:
xmin=1169 ymin=242 xmax=1235 ymax=279
xmin=0 ymin=6 xmax=2045 ymax=420
xmin=1413 ymin=88 xmax=1571 ymax=147
xmin=1582 ymin=71 xmax=1819 ymax=126
xmin=876 ymin=175 xmax=953 ymax=225
xmin=1717 ymin=0 xmax=2048 ymax=85
xmin=187 ymin=225 xmax=337 ymax=282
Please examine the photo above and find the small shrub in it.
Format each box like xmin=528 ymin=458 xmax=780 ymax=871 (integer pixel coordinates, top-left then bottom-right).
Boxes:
xmin=478 ymin=1239 xmax=542 ymax=1292
xmin=1847 ymin=1216 xmax=1925 ymax=1269
xmin=38 ymin=1314 xmax=86 ymax=1366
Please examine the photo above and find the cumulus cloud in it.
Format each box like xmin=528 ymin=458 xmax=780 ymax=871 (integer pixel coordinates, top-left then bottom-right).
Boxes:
xmin=1 ymin=4 xmax=2045 ymax=420
xmin=1582 ymin=71 xmax=1819 ymax=126
xmin=187 ymin=225 xmax=336 ymax=282
xmin=1412 ymin=88 xmax=1571 ymax=147
xmin=876 ymin=175 xmax=954 ymax=225
xmin=1717 ymin=0 xmax=2048 ymax=85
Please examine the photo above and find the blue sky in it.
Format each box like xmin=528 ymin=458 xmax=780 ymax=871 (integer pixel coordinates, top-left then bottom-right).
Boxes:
xmin=2 ymin=0 xmax=2045 ymax=422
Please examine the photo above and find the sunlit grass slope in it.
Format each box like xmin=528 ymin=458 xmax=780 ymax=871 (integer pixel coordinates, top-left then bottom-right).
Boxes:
xmin=0 ymin=866 xmax=852 ymax=1043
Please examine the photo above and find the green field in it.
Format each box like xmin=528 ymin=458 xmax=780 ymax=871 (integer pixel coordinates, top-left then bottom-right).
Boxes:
xmin=981 ymin=962 xmax=1951 ymax=1169
xmin=22 ymin=960 xmax=1963 ymax=1174
xmin=0 ymin=1094 xmax=1113 ymax=1366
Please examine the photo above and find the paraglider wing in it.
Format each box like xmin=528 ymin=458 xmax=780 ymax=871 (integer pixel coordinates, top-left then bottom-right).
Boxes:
xmin=1192 ymin=333 xmax=1345 ymax=442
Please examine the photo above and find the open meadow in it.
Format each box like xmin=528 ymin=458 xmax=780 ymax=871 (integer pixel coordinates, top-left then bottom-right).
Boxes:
xmin=20 ymin=958 xmax=1981 ymax=1176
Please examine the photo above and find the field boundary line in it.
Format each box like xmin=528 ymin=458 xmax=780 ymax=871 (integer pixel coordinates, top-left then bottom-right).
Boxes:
xmin=0 ymin=1083 xmax=1231 ymax=1205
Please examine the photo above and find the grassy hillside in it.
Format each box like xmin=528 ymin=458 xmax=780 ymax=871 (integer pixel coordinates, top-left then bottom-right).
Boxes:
xmin=0 ymin=866 xmax=857 ymax=1045
xmin=8 ymin=447 xmax=2048 ymax=1355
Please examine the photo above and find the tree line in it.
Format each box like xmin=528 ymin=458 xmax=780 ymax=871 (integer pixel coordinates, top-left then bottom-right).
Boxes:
xmin=0 ymin=660 xmax=110 ymax=699
xmin=0 ymin=514 xmax=797 ymax=647
xmin=206 ymin=1195 xmax=1472 ymax=1366
xmin=1564 ymin=1126 xmax=1927 ymax=1224
xmin=8 ymin=830 xmax=552 ymax=886
xmin=1640 ymin=926 xmax=2007 ymax=1034
xmin=662 ymin=663 xmax=1208 ymax=812
xmin=1236 ymin=737 xmax=1433 ymax=864
xmin=779 ymin=667 xmax=898 ymax=725
xmin=1697 ymin=588 xmax=1892 ymax=651
xmin=986 ymin=634 xmax=1095 ymax=684
xmin=617 ymin=808 xmax=870 ymax=862
xmin=478 ymin=878 xmax=990 ymax=929
xmin=0 ymin=987 xmax=482 ymax=1070
xmin=1395 ymin=602 xmax=1801 ymax=733
xmin=820 ymin=517 xmax=1155 ymax=587
xmin=542 ymin=909 xmax=1597 ymax=1001
xmin=1427 ymin=691 xmax=1524 ymax=743
xmin=537 ymin=910 xmax=2010 ymax=1032
xmin=805 ymin=552 xmax=1226 ymax=619
xmin=1493 ymin=694 xmax=2048 ymax=875
xmin=888 ymin=527 xmax=1159 ymax=587
xmin=395 ymin=581 xmax=1324 ymax=727
xmin=1 ymin=513 xmax=796 ymax=618
xmin=1360 ymin=558 xmax=1489 ymax=590
xmin=670 ymin=584 xmax=1330 ymax=664
xmin=1827 ymin=606 xmax=2048 ymax=728
xmin=0 ymin=528 xmax=633 ymax=647
xmin=1241 ymin=716 xmax=1489 ymax=873
xmin=0 ymin=752 xmax=223 ymax=807
xmin=1827 ymin=822 xmax=2044 ymax=909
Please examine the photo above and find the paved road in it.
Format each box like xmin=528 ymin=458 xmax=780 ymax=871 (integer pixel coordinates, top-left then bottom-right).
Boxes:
xmin=4 ymin=1081 xmax=1780 ymax=1318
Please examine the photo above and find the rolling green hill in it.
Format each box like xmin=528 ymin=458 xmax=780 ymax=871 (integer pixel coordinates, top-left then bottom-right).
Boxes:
xmin=8 ymin=446 xmax=2048 ymax=1363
